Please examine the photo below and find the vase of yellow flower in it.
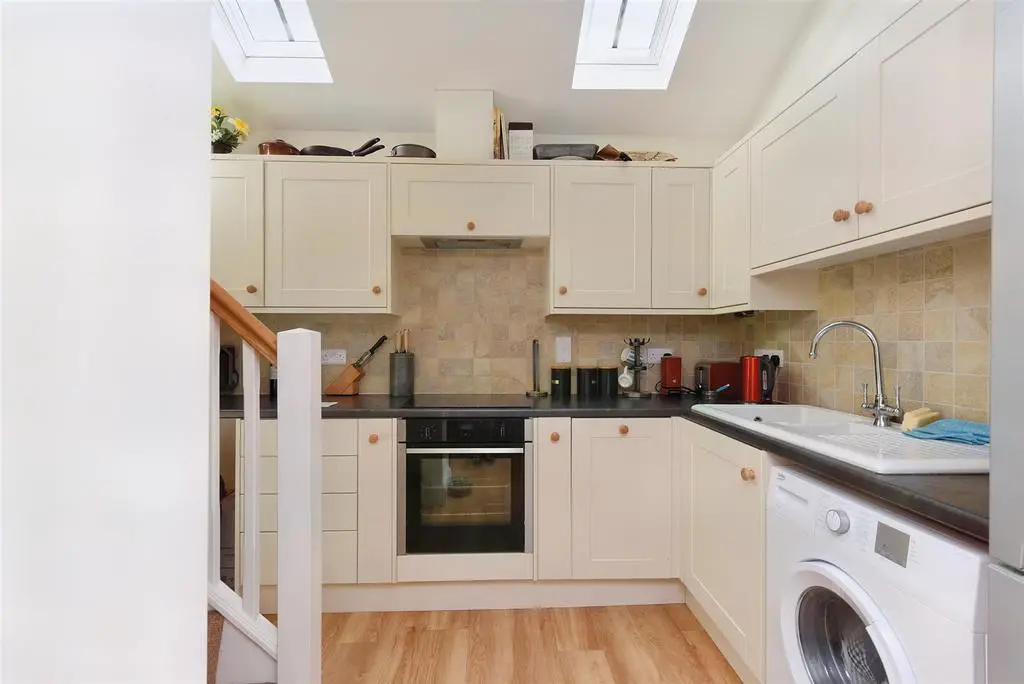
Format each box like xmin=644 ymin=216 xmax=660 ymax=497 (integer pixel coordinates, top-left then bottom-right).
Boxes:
xmin=211 ymin=106 xmax=250 ymax=154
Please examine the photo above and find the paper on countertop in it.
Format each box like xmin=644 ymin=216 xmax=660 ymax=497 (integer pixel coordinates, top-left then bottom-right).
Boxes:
xmin=321 ymin=402 xmax=337 ymax=408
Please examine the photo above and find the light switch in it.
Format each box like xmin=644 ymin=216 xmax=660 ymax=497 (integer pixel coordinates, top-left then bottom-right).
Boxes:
xmin=555 ymin=337 xmax=572 ymax=364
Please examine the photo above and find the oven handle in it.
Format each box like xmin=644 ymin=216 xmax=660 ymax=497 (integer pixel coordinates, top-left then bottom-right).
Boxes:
xmin=397 ymin=444 xmax=406 ymax=556
xmin=404 ymin=447 xmax=525 ymax=455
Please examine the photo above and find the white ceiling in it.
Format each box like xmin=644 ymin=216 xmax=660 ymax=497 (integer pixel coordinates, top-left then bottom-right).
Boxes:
xmin=212 ymin=0 xmax=818 ymax=141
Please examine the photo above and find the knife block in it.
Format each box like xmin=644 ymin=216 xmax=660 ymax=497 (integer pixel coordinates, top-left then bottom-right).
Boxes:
xmin=325 ymin=363 xmax=363 ymax=396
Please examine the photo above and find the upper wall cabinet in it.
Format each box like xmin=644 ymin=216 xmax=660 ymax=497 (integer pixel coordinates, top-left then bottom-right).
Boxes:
xmin=857 ymin=0 xmax=993 ymax=237
xmin=551 ymin=166 xmax=653 ymax=310
xmin=711 ymin=145 xmax=750 ymax=309
xmin=391 ymin=164 xmax=550 ymax=238
xmin=211 ymin=159 xmax=264 ymax=306
xmin=651 ymin=168 xmax=711 ymax=309
xmin=750 ymin=59 xmax=860 ymax=268
xmin=265 ymin=162 xmax=389 ymax=310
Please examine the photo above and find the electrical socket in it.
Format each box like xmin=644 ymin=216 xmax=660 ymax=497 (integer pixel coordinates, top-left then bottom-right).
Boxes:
xmin=322 ymin=349 xmax=347 ymax=365
xmin=754 ymin=348 xmax=785 ymax=367
xmin=646 ymin=348 xmax=674 ymax=364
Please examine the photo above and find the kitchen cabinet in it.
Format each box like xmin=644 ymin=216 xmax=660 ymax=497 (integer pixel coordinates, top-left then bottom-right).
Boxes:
xmin=750 ymin=59 xmax=860 ymax=267
xmin=675 ymin=418 xmax=766 ymax=680
xmin=211 ymin=159 xmax=264 ymax=306
xmin=390 ymin=164 xmax=550 ymax=238
xmin=551 ymin=166 xmax=653 ymax=310
xmin=570 ymin=418 xmax=672 ymax=579
xmin=711 ymin=145 xmax=750 ymax=308
xmin=265 ymin=162 xmax=389 ymax=309
xmin=357 ymin=419 xmax=394 ymax=584
xmin=535 ymin=417 xmax=573 ymax=580
xmin=651 ymin=168 xmax=711 ymax=309
xmin=857 ymin=0 xmax=993 ymax=237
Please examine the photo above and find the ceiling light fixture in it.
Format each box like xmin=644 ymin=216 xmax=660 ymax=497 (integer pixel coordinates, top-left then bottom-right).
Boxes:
xmin=212 ymin=0 xmax=332 ymax=84
xmin=572 ymin=0 xmax=697 ymax=90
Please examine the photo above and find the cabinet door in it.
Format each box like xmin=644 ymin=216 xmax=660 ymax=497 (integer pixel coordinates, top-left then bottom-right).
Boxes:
xmin=265 ymin=162 xmax=388 ymax=308
xmin=552 ymin=167 xmax=652 ymax=309
xmin=750 ymin=60 xmax=860 ymax=267
xmin=535 ymin=417 xmax=573 ymax=580
xmin=711 ymin=145 xmax=751 ymax=309
xmin=858 ymin=0 xmax=993 ymax=237
xmin=678 ymin=421 xmax=765 ymax=680
xmin=358 ymin=418 xmax=394 ymax=584
xmin=652 ymin=168 xmax=711 ymax=309
xmin=211 ymin=159 xmax=264 ymax=306
xmin=571 ymin=418 xmax=672 ymax=579
xmin=390 ymin=164 xmax=550 ymax=237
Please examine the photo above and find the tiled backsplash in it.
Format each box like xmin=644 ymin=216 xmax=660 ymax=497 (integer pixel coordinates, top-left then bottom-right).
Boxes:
xmin=255 ymin=249 xmax=744 ymax=395
xmin=740 ymin=234 xmax=991 ymax=421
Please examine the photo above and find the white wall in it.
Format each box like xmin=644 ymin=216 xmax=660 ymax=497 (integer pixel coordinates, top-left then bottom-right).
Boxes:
xmin=753 ymin=0 xmax=919 ymax=127
xmin=236 ymin=129 xmax=732 ymax=166
xmin=1 ymin=4 xmax=210 ymax=682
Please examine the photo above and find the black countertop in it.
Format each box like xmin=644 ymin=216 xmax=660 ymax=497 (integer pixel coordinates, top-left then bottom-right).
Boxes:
xmin=219 ymin=393 xmax=989 ymax=542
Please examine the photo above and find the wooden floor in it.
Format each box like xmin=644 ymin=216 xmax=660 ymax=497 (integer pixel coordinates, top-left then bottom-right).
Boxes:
xmin=312 ymin=605 xmax=741 ymax=684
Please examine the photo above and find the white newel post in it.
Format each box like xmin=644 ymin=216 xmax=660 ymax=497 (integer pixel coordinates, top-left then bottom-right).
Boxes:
xmin=276 ymin=329 xmax=323 ymax=684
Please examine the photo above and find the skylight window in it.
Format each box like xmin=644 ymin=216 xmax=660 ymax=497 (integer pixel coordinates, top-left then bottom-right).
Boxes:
xmin=573 ymin=0 xmax=697 ymax=90
xmin=213 ymin=0 xmax=332 ymax=84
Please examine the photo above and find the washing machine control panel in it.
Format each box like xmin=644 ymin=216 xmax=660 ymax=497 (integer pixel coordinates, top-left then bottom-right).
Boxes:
xmin=825 ymin=509 xmax=851 ymax=535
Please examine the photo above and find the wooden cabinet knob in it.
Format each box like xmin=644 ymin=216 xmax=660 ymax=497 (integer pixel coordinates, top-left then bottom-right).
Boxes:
xmin=618 ymin=425 xmax=629 ymax=436
xmin=559 ymin=286 xmax=568 ymax=295
xmin=854 ymin=200 xmax=874 ymax=215
xmin=551 ymin=432 xmax=560 ymax=443
xmin=467 ymin=221 xmax=476 ymax=231
xmin=368 ymin=434 xmax=379 ymax=444
xmin=740 ymin=467 xmax=756 ymax=482
xmin=697 ymin=287 xmax=708 ymax=297
xmin=246 ymin=285 xmax=258 ymax=294
xmin=832 ymin=209 xmax=851 ymax=222
xmin=372 ymin=285 xmax=382 ymax=295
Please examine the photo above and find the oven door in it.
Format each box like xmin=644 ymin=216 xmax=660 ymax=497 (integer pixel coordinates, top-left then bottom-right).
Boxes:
xmin=399 ymin=446 xmax=527 ymax=555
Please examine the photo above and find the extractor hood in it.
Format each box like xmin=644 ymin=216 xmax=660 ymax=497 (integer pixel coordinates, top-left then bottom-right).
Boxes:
xmin=419 ymin=238 xmax=524 ymax=250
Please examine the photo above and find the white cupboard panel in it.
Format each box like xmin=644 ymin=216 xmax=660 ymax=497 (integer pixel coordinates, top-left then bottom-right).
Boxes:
xmin=265 ymin=162 xmax=388 ymax=308
xmin=250 ymin=493 xmax=355 ymax=532
xmin=390 ymin=164 xmax=550 ymax=237
xmin=323 ymin=419 xmax=358 ymax=456
xmin=535 ymin=417 xmax=573 ymax=580
xmin=552 ymin=167 xmax=653 ymax=309
xmin=322 ymin=456 xmax=358 ymax=494
xmin=253 ymin=531 xmax=357 ymax=586
xmin=652 ymin=168 xmax=711 ymax=309
xmin=750 ymin=60 xmax=860 ymax=267
xmin=357 ymin=418 xmax=394 ymax=583
xmin=858 ymin=0 xmax=993 ymax=237
xmin=211 ymin=159 xmax=264 ymax=306
xmin=711 ymin=145 xmax=751 ymax=308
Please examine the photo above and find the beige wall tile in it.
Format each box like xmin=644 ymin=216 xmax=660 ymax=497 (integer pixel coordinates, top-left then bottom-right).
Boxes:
xmin=924 ymin=372 xmax=955 ymax=404
xmin=955 ymin=341 xmax=989 ymax=376
xmin=925 ymin=245 xmax=954 ymax=279
xmin=956 ymin=307 xmax=990 ymax=341
xmin=925 ymin=341 xmax=954 ymax=372
xmin=924 ymin=278 xmax=955 ymax=311
xmin=898 ymin=249 xmax=924 ymax=283
xmin=924 ymin=310 xmax=954 ymax=341
xmin=955 ymin=375 xmax=989 ymax=411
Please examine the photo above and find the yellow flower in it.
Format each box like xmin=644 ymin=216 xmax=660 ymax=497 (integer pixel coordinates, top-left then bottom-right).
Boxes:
xmin=211 ymin=106 xmax=224 ymax=118
xmin=230 ymin=117 xmax=250 ymax=139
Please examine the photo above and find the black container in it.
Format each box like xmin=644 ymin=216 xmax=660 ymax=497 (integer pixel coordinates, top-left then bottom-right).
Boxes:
xmin=389 ymin=353 xmax=415 ymax=397
xmin=550 ymin=366 xmax=571 ymax=402
xmin=577 ymin=366 xmax=599 ymax=401
xmin=598 ymin=366 xmax=619 ymax=400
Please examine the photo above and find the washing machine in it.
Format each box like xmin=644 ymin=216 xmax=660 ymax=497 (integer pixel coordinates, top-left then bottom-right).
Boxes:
xmin=766 ymin=467 xmax=987 ymax=684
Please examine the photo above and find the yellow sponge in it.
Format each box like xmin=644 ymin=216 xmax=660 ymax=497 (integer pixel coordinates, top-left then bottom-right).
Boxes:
xmin=901 ymin=407 xmax=941 ymax=432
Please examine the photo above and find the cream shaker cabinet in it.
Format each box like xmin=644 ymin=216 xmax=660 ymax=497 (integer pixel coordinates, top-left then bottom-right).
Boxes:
xmin=857 ymin=0 xmax=993 ymax=238
xmin=651 ymin=168 xmax=711 ymax=309
xmin=535 ymin=417 xmax=573 ymax=580
xmin=211 ymin=159 xmax=265 ymax=306
xmin=390 ymin=164 xmax=550 ymax=238
xmin=264 ymin=162 xmax=389 ymax=310
xmin=675 ymin=418 xmax=766 ymax=681
xmin=551 ymin=166 xmax=653 ymax=310
xmin=570 ymin=418 xmax=672 ymax=579
xmin=750 ymin=59 xmax=860 ymax=267
xmin=711 ymin=145 xmax=751 ymax=309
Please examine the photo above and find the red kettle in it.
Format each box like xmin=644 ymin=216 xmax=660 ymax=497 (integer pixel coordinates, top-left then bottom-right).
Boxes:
xmin=740 ymin=355 xmax=779 ymax=403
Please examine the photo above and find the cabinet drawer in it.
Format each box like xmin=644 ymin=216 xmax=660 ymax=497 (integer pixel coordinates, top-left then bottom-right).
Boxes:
xmin=243 ymin=419 xmax=358 ymax=457
xmin=240 ymin=455 xmax=357 ymax=494
xmin=255 ymin=530 xmax=357 ymax=585
xmin=391 ymin=164 xmax=550 ymax=237
xmin=243 ymin=493 xmax=357 ymax=532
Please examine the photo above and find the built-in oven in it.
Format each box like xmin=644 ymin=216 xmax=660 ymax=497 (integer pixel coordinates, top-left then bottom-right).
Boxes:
xmin=398 ymin=417 xmax=533 ymax=555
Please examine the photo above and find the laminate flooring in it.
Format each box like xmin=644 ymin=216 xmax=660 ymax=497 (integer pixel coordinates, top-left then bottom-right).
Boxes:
xmin=307 ymin=604 xmax=742 ymax=684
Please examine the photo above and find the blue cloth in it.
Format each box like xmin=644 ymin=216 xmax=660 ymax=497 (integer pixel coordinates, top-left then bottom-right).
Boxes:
xmin=905 ymin=419 xmax=990 ymax=446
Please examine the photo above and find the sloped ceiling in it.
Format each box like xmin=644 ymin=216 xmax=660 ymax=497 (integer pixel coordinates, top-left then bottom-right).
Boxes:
xmin=213 ymin=0 xmax=818 ymax=141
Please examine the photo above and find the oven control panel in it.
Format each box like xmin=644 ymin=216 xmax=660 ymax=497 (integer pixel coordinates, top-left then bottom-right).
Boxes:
xmin=402 ymin=418 xmax=527 ymax=445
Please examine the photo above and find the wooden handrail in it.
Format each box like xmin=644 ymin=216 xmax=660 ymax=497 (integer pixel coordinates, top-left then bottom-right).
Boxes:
xmin=210 ymin=279 xmax=277 ymax=365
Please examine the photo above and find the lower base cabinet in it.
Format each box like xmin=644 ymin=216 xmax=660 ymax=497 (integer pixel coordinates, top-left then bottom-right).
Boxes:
xmin=674 ymin=418 xmax=766 ymax=681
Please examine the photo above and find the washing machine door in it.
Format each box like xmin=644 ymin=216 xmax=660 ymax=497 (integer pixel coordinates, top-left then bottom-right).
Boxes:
xmin=781 ymin=560 xmax=915 ymax=684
